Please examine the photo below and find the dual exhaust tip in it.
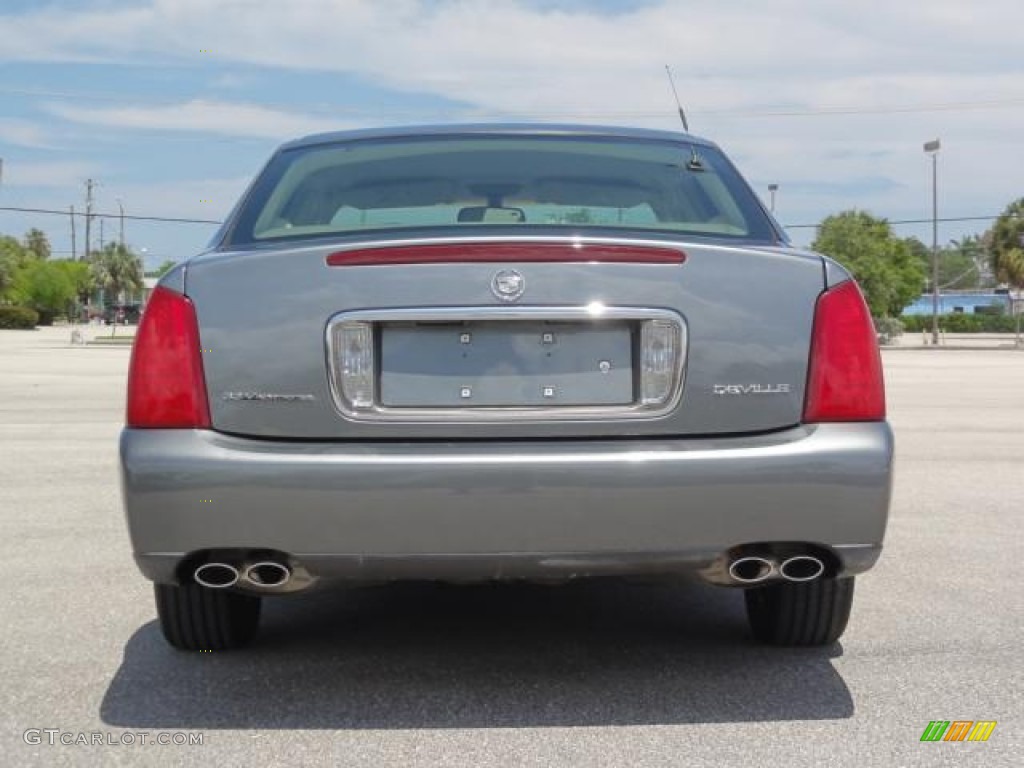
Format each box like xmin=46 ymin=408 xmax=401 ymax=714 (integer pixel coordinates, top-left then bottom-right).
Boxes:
xmin=728 ymin=554 xmax=825 ymax=585
xmin=193 ymin=560 xmax=291 ymax=590
xmin=197 ymin=554 xmax=824 ymax=589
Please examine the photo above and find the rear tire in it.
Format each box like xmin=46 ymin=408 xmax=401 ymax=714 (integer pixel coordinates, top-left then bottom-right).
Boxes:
xmin=744 ymin=576 xmax=854 ymax=646
xmin=154 ymin=583 xmax=261 ymax=651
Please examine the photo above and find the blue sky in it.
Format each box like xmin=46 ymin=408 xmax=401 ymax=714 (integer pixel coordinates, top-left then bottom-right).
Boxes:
xmin=1 ymin=0 xmax=1022 ymax=266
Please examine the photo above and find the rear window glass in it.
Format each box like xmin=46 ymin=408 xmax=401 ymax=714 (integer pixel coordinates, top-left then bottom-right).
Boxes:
xmin=228 ymin=135 xmax=776 ymax=244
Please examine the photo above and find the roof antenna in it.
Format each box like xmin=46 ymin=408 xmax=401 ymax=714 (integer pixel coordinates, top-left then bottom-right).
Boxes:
xmin=664 ymin=64 xmax=689 ymax=132
xmin=665 ymin=65 xmax=703 ymax=171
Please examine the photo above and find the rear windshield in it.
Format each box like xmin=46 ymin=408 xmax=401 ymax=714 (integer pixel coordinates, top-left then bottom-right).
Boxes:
xmin=228 ymin=135 xmax=777 ymax=245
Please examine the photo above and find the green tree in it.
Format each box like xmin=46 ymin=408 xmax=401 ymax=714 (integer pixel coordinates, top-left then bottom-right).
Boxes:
xmin=0 ymin=252 xmax=16 ymax=301
xmin=948 ymin=235 xmax=989 ymax=288
xmin=90 ymin=243 xmax=144 ymax=334
xmin=23 ymin=228 xmax=52 ymax=260
xmin=0 ymin=236 xmax=30 ymax=301
xmin=53 ymin=260 xmax=95 ymax=320
xmin=987 ymin=199 xmax=1024 ymax=344
xmin=905 ymin=236 xmax=982 ymax=290
xmin=988 ymin=199 xmax=1024 ymax=283
xmin=11 ymin=260 xmax=76 ymax=325
xmin=91 ymin=242 xmax=144 ymax=302
xmin=1 ymin=234 xmax=30 ymax=267
xmin=812 ymin=210 xmax=927 ymax=317
xmin=0 ymin=257 xmax=14 ymax=301
xmin=987 ymin=199 xmax=1024 ymax=343
xmin=996 ymin=248 xmax=1024 ymax=344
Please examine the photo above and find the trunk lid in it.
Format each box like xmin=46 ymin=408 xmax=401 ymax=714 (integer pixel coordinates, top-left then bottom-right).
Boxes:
xmin=184 ymin=236 xmax=824 ymax=439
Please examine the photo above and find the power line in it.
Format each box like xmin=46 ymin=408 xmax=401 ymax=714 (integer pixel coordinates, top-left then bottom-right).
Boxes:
xmin=939 ymin=262 xmax=980 ymax=290
xmin=0 ymin=205 xmax=221 ymax=225
xmin=1 ymin=204 xmax=1006 ymax=231
xmin=784 ymin=215 xmax=1002 ymax=229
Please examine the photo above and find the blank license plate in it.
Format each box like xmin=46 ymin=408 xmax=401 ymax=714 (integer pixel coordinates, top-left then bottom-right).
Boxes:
xmin=379 ymin=321 xmax=634 ymax=407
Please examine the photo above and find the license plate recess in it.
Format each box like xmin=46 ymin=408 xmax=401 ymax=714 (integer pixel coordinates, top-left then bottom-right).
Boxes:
xmin=379 ymin=320 xmax=634 ymax=407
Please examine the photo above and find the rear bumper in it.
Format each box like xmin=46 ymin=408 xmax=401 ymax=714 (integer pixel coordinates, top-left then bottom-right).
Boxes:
xmin=120 ymin=423 xmax=893 ymax=585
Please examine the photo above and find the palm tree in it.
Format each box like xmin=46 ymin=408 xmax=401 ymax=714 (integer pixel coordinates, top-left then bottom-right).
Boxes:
xmin=90 ymin=243 xmax=144 ymax=335
xmin=994 ymin=249 xmax=1024 ymax=345
xmin=23 ymin=228 xmax=52 ymax=260
xmin=988 ymin=200 xmax=1024 ymax=345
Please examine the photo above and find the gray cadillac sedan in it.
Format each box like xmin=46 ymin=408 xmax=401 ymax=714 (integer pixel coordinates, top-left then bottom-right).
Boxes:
xmin=120 ymin=124 xmax=892 ymax=651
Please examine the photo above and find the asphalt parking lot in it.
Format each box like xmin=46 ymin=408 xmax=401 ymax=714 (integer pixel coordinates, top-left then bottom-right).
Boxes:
xmin=1 ymin=327 xmax=1020 ymax=767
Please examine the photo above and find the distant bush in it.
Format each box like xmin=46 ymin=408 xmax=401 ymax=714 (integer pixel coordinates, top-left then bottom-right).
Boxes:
xmin=900 ymin=313 xmax=1020 ymax=333
xmin=0 ymin=306 xmax=39 ymax=329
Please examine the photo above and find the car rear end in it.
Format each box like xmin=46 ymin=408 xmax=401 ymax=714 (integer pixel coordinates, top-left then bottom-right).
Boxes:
xmin=120 ymin=126 xmax=893 ymax=650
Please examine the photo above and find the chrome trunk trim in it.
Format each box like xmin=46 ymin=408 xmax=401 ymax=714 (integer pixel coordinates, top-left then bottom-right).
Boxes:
xmin=325 ymin=305 xmax=687 ymax=423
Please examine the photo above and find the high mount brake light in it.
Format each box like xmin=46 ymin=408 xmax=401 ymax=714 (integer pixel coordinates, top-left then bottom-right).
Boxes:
xmin=326 ymin=242 xmax=686 ymax=266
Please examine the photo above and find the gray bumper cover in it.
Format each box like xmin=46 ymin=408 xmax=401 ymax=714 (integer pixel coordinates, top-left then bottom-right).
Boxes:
xmin=120 ymin=423 xmax=893 ymax=584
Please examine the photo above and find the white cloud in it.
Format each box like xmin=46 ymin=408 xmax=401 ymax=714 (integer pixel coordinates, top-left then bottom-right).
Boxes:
xmin=209 ymin=72 xmax=251 ymax=90
xmin=45 ymin=99 xmax=354 ymax=141
xmin=1 ymin=160 xmax=97 ymax=189
xmin=105 ymin=175 xmax=252 ymax=222
xmin=2 ymin=1 xmax=1020 ymax=110
xmin=0 ymin=118 xmax=52 ymax=149
xmin=2 ymin=0 xmax=1022 ymax=244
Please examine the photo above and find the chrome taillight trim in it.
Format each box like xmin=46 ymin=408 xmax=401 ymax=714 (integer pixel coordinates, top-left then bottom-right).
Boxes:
xmin=325 ymin=306 xmax=687 ymax=423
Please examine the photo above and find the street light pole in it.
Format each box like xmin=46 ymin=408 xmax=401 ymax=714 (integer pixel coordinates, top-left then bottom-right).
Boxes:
xmin=767 ymin=183 xmax=778 ymax=213
xmin=923 ymin=139 xmax=941 ymax=345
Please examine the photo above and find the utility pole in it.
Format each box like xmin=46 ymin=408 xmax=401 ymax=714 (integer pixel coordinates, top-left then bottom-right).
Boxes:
xmin=83 ymin=179 xmax=95 ymax=261
xmin=70 ymin=205 xmax=77 ymax=260
xmin=117 ymin=199 xmax=125 ymax=246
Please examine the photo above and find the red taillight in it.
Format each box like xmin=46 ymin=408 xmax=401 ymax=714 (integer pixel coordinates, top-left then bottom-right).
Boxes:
xmin=803 ymin=279 xmax=886 ymax=422
xmin=126 ymin=286 xmax=211 ymax=428
xmin=326 ymin=242 xmax=686 ymax=266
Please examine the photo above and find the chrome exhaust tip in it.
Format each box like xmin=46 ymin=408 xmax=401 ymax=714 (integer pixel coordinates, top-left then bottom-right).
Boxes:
xmin=244 ymin=561 xmax=291 ymax=588
xmin=728 ymin=556 xmax=774 ymax=584
xmin=193 ymin=562 xmax=240 ymax=589
xmin=779 ymin=555 xmax=825 ymax=582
